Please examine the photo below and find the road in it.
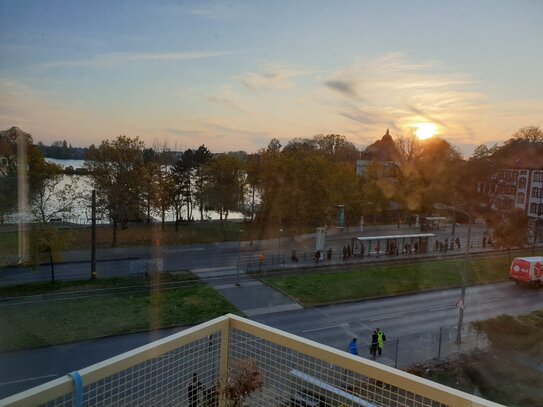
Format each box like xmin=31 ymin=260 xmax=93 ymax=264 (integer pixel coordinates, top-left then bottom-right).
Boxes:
xmin=0 ymin=224 xmax=486 ymax=286
xmin=1 ymin=280 xmax=541 ymax=400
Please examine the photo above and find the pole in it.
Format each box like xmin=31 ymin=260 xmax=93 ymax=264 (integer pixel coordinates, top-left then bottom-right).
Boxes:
xmin=437 ymin=326 xmax=442 ymax=360
xmin=236 ymin=229 xmax=243 ymax=286
xmin=278 ymin=228 xmax=283 ymax=269
xmin=456 ymin=208 xmax=471 ymax=344
xmin=394 ymin=338 xmax=399 ymax=368
xmin=91 ymin=189 xmax=96 ymax=281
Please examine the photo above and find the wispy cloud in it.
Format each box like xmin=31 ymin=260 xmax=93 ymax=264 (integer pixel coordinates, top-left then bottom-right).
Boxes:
xmin=325 ymin=80 xmax=358 ymax=98
xmin=184 ymin=2 xmax=243 ymax=20
xmin=39 ymin=50 xmax=239 ymax=69
xmin=239 ymin=63 xmax=310 ymax=92
xmin=322 ymin=52 xmax=490 ymax=140
xmin=208 ymin=85 xmax=251 ymax=114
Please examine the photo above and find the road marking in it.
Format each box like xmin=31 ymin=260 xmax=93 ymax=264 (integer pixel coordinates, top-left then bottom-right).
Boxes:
xmin=302 ymin=325 xmax=339 ymax=333
xmin=522 ymin=292 xmax=540 ymax=296
xmin=370 ymin=313 xmax=402 ymax=321
xmin=478 ymin=297 xmax=503 ymax=303
xmin=0 ymin=374 xmax=57 ymax=386
xmin=163 ymin=247 xmax=204 ymax=253
xmin=428 ymin=305 xmax=455 ymax=311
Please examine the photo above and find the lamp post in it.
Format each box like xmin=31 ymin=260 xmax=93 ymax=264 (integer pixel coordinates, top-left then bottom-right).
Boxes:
xmin=434 ymin=203 xmax=471 ymax=344
xmin=236 ymin=229 xmax=243 ymax=286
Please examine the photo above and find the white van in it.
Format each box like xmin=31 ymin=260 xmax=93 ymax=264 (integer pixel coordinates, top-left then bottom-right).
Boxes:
xmin=509 ymin=257 xmax=543 ymax=286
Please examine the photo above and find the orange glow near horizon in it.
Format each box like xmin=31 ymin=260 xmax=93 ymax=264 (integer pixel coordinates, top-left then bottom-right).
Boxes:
xmin=415 ymin=123 xmax=437 ymax=140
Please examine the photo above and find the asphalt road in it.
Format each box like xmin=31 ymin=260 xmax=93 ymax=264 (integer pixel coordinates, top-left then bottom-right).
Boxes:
xmin=1 ymin=280 xmax=541 ymax=400
xmin=0 ymin=224 xmax=485 ymax=286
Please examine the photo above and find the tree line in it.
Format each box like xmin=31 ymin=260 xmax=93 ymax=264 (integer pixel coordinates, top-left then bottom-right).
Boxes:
xmin=1 ymin=125 xmax=542 ymax=253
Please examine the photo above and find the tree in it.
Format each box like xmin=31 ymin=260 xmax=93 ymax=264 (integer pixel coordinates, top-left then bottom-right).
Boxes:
xmin=29 ymin=226 xmax=68 ymax=283
xmin=192 ymin=145 xmax=213 ymax=220
xmin=507 ymin=125 xmax=543 ymax=144
xmin=85 ymin=136 xmax=146 ymax=246
xmin=219 ymin=358 xmax=264 ymax=407
xmin=202 ymin=154 xmax=245 ymax=222
xmin=391 ymin=136 xmax=463 ymax=214
xmin=29 ymin=160 xmax=80 ymax=224
xmin=0 ymin=127 xmax=33 ymax=222
xmin=490 ymin=208 xmax=529 ymax=262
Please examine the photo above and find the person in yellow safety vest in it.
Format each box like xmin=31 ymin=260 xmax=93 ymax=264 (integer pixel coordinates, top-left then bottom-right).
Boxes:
xmin=376 ymin=328 xmax=386 ymax=356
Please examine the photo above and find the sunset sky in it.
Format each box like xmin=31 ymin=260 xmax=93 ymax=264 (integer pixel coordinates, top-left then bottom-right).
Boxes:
xmin=1 ymin=0 xmax=542 ymax=155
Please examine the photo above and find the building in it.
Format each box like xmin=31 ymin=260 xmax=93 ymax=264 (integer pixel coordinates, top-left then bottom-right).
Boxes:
xmin=476 ymin=142 xmax=543 ymax=220
xmin=356 ymin=129 xmax=401 ymax=176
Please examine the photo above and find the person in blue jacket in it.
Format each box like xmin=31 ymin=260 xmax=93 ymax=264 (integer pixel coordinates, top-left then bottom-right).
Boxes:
xmin=348 ymin=337 xmax=358 ymax=355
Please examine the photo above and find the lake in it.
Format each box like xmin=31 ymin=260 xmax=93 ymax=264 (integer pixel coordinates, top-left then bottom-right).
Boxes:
xmin=44 ymin=158 xmax=243 ymax=224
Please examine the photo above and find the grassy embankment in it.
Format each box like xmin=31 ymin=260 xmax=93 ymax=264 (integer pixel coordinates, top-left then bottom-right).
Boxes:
xmin=408 ymin=310 xmax=543 ymax=407
xmin=0 ymin=221 xmax=310 ymax=259
xmin=263 ymin=251 xmax=543 ymax=306
xmin=0 ymin=273 xmax=238 ymax=353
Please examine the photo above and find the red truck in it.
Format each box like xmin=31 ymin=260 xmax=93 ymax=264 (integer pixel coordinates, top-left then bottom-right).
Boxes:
xmin=509 ymin=257 xmax=543 ymax=286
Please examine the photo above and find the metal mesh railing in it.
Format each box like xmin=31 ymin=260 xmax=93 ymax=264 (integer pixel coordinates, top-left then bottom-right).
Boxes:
xmin=228 ymin=328 xmax=448 ymax=407
xmin=40 ymin=332 xmax=222 ymax=407
xmin=1 ymin=315 xmax=501 ymax=407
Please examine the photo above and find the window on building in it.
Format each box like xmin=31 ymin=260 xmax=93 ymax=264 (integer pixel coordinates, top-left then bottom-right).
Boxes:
xmin=516 ymin=192 xmax=525 ymax=205
xmin=535 ymin=171 xmax=543 ymax=182
xmin=518 ymin=177 xmax=527 ymax=189
xmin=530 ymin=203 xmax=537 ymax=214
xmin=532 ymin=187 xmax=540 ymax=198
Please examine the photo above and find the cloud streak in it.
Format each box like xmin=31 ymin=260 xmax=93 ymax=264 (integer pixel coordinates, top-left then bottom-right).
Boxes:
xmin=239 ymin=64 xmax=310 ymax=91
xmin=40 ymin=50 xmax=239 ymax=68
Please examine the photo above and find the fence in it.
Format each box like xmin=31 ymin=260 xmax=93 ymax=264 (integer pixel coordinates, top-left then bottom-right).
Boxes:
xmin=1 ymin=314 xmax=502 ymax=407
xmin=378 ymin=324 xmax=489 ymax=370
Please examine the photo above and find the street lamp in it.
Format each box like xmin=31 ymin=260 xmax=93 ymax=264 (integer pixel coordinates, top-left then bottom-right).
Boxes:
xmin=236 ymin=229 xmax=243 ymax=286
xmin=434 ymin=203 xmax=471 ymax=344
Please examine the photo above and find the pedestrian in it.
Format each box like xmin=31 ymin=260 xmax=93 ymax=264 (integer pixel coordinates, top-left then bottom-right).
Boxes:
xmin=370 ymin=330 xmax=379 ymax=360
xmin=376 ymin=328 xmax=387 ymax=357
xmin=342 ymin=246 xmax=347 ymax=261
xmin=291 ymin=249 xmax=298 ymax=263
xmin=346 ymin=245 xmax=352 ymax=259
xmin=375 ymin=242 xmax=380 ymax=258
xmin=348 ymin=337 xmax=358 ymax=356
xmin=327 ymin=248 xmax=333 ymax=260
xmin=315 ymin=249 xmax=321 ymax=264
xmin=482 ymin=236 xmax=487 ymax=248
xmin=361 ymin=243 xmax=365 ymax=258
xmin=187 ymin=372 xmax=204 ymax=407
xmin=258 ymin=253 xmax=265 ymax=271
xmin=455 ymin=237 xmax=460 ymax=249
xmin=444 ymin=238 xmax=448 ymax=253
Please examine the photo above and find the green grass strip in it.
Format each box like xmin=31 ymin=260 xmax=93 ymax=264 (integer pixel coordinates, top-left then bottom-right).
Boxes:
xmin=0 ymin=284 xmax=238 ymax=353
xmin=263 ymin=255 xmax=525 ymax=306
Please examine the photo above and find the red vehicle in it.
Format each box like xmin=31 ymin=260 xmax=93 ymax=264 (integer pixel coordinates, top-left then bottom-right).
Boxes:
xmin=509 ymin=257 xmax=543 ymax=286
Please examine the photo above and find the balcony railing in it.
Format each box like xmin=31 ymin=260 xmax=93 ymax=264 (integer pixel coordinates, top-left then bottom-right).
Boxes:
xmin=0 ymin=314 xmax=503 ymax=407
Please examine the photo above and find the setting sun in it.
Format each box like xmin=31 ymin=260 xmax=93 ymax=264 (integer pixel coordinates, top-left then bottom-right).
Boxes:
xmin=415 ymin=123 xmax=437 ymax=140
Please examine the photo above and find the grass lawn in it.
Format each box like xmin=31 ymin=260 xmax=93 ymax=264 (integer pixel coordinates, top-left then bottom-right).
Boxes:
xmin=263 ymin=254 xmax=534 ymax=306
xmin=0 ymin=278 xmax=238 ymax=353
xmin=43 ymin=221 xmax=314 ymax=251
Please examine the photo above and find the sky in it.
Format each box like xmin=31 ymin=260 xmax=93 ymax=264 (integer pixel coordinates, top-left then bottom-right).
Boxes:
xmin=1 ymin=0 xmax=542 ymax=156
